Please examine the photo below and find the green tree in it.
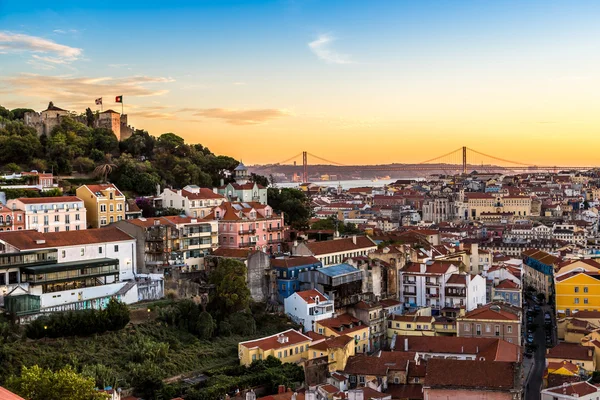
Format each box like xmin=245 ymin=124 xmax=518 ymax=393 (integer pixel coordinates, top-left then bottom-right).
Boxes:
xmin=268 ymin=188 xmax=311 ymax=230
xmin=250 ymin=173 xmax=269 ymax=187
xmin=208 ymin=259 xmax=251 ymax=317
xmin=85 ymin=107 xmax=95 ymax=127
xmin=0 ymin=105 xmax=12 ymax=120
xmin=3 ymin=163 xmax=20 ymax=173
xmin=10 ymin=108 xmax=35 ymax=120
xmin=6 ymin=365 xmax=109 ymax=400
xmin=94 ymin=157 xmax=117 ymax=183
xmin=73 ymin=157 xmax=95 ymax=173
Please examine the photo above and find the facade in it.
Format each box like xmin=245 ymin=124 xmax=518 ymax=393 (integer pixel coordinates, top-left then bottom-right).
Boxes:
xmin=444 ymin=273 xmax=486 ymax=311
xmin=546 ymin=343 xmax=596 ymax=373
xmin=76 ymin=184 xmax=126 ymax=228
xmin=115 ymin=216 xmax=218 ymax=274
xmin=272 ymin=256 xmax=322 ymax=302
xmin=308 ymin=334 xmax=355 ymax=372
xmin=7 ymin=197 xmax=86 ymax=233
xmin=0 ymin=203 xmax=25 ymax=231
xmin=541 ymin=381 xmax=600 ymax=400
xmin=399 ymin=261 xmax=461 ymax=313
xmin=284 ymin=289 xmax=335 ymax=332
xmin=218 ymin=182 xmax=268 ymax=205
xmin=299 ymin=263 xmax=363 ymax=309
xmin=0 ymin=171 xmax=56 ymax=192
xmin=387 ymin=314 xmax=436 ymax=337
xmin=207 ymin=202 xmax=285 ymax=253
xmin=522 ymin=249 xmax=559 ymax=302
xmin=0 ymin=228 xmax=137 ymax=316
xmin=422 ymin=197 xmax=451 ymax=223
xmin=466 ymin=193 xmax=532 ymax=219
xmin=160 ymin=185 xmax=226 ymax=218
xmin=293 ymin=236 xmax=378 ymax=267
xmin=457 ymin=302 xmax=522 ymax=345
xmin=348 ymin=301 xmax=386 ymax=351
xmin=555 ymin=271 xmax=600 ymax=318
xmin=238 ymin=329 xmax=312 ymax=366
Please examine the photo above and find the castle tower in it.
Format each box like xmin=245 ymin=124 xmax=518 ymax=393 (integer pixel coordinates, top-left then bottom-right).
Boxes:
xmin=98 ymin=110 xmax=122 ymax=140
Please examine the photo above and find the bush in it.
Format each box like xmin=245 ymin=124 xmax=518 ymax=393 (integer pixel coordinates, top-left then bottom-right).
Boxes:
xmin=25 ymin=299 xmax=129 ymax=339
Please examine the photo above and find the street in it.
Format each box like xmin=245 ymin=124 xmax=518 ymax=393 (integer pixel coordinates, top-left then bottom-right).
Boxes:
xmin=524 ymin=300 xmax=555 ymax=400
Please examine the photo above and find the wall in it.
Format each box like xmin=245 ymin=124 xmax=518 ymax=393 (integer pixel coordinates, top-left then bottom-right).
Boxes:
xmin=247 ymin=251 xmax=273 ymax=302
xmin=39 ymin=281 xmax=127 ymax=308
xmin=424 ymin=388 xmax=514 ymax=400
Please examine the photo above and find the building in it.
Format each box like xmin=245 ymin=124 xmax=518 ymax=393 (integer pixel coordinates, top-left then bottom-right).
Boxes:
xmin=315 ymin=314 xmax=370 ymax=354
xmin=293 ymin=236 xmax=378 ymax=267
xmin=466 ymin=193 xmax=532 ymax=219
xmin=343 ymin=351 xmax=416 ymax=391
xmin=284 ymin=289 xmax=335 ymax=332
xmin=299 ymin=263 xmax=363 ymax=309
xmin=7 ymin=197 xmax=86 ymax=233
xmin=547 ymin=343 xmax=596 ymax=374
xmin=0 ymin=228 xmax=139 ymax=318
xmin=272 ymin=256 xmax=322 ymax=303
xmin=522 ymin=249 xmax=559 ymax=302
xmin=308 ymin=334 xmax=355 ymax=372
xmin=457 ymin=302 xmax=522 ymax=345
xmin=348 ymin=301 xmax=386 ymax=351
xmin=399 ymin=261 xmax=461 ymax=313
xmin=238 ymin=329 xmax=312 ymax=366
xmin=207 ymin=202 xmax=285 ymax=253
xmin=115 ymin=216 xmax=218 ymax=275
xmin=423 ymin=359 xmax=522 ymax=399
xmin=422 ymin=197 xmax=452 ymax=224
xmin=555 ymin=260 xmax=600 ymax=318
xmin=217 ymin=162 xmax=268 ymax=205
xmin=541 ymin=381 xmax=600 ymax=400
xmin=160 ymin=185 xmax=226 ymax=218
xmin=0 ymin=202 xmax=25 ymax=231
xmin=444 ymin=273 xmax=486 ymax=311
xmin=387 ymin=314 xmax=436 ymax=337
xmin=76 ymin=184 xmax=126 ymax=228
xmin=0 ymin=170 xmax=56 ymax=192
xmin=125 ymin=199 xmax=142 ymax=220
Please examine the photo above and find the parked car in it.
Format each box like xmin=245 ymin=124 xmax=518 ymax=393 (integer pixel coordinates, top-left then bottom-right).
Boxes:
xmin=534 ymin=305 xmax=541 ymax=312
xmin=527 ymin=333 xmax=534 ymax=343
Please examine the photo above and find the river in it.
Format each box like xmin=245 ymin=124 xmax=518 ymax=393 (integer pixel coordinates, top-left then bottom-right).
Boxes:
xmin=274 ymin=178 xmax=421 ymax=190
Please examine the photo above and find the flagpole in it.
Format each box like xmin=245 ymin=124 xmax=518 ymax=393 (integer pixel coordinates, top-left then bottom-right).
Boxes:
xmin=122 ymin=98 xmax=124 ymax=115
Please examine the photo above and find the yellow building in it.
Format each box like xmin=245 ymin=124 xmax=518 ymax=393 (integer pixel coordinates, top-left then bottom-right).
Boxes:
xmin=308 ymin=334 xmax=355 ymax=372
xmin=555 ymin=271 xmax=600 ymax=317
xmin=238 ymin=329 xmax=312 ymax=366
xmin=76 ymin=184 xmax=126 ymax=228
xmin=543 ymin=360 xmax=581 ymax=387
xmin=387 ymin=315 xmax=436 ymax=338
xmin=546 ymin=342 xmax=595 ymax=373
xmin=315 ymin=314 xmax=370 ymax=354
xmin=466 ymin=193 xmax=532 ymax=219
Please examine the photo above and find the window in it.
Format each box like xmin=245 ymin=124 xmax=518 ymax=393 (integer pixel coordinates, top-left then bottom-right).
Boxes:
xmin=575 ymin=287 xmax=579 ymax=293
xmin=476 ymin=324 xmax=481 ymax=335
xmin=54 ymin=215 xmax=59 ymax=222
xmin=485 ymin=324 xmax=491 ymax=333
xmin=8 ymin=271 xmax=18 ymax=284
xmin=584 ymin=287 xmax=589 ymax=293
xmin=0 ymin=274 xmax=5 ymax=286
xmin=100 ymin=205 xmax=106 ymax=213
xmin=114 ymin=245 xmax=119 ymax=252
xmin=278 ymin=351 xmax=282 ymax=358
xmin=507 ymin=325 xmax=512 ymax=333
xmin=109 ymin=216 xmax=114 ymax=223
xmin=76 ymin=214 xmax=80 ymax=221
xmin=359 ymin=376 xmax=365 ymax=384
xmin=110 ymin=204 xmax=114 ymax=212
xmin=54 ymin=227 xmax=59 ymax=232
xmin=80 ymin=248 xmax=85 ymax=256
xmin=465 ymin=324 xmax=470 ymax=332
xmin=61 ymin=250 xmax=66 ymax=258
xmin=99 ymin=247 xmax=103 ymax=254
xmin=495 ymin=325 xmax=500 ymax=336
xmin=110 ymin=193 xmax=114 ymax=200
xmin=584 ymin=298 xmax=589 ymax=304
xmin=117 ymin=203 xmax=122 ymax=211
xmin=575 ymin=298 xmax=580 ymax=304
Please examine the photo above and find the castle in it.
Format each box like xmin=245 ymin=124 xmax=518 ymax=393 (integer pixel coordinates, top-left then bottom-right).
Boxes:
xmin=23 ymin=103 xmax=134 ymax=141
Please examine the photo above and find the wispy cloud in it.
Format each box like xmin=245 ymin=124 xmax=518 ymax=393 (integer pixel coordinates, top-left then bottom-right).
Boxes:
xmin=108 ymin=63 xmax=130 ymax=68
xmin=308 ymin=34 xmax=353 ymax=64
xmin=0 ymin=73 xmax=174 ymax=106
xmin=0 ymin=31 xmax=82 ymax=65
xmin=53 ymin=29 xmax=79 ymax=35
xmin=181 ymin=108 xmax=290 ymax=125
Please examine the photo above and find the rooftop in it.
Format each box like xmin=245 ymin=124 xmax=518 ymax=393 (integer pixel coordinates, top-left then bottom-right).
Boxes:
xmin=0 ymin=227 xmax=133 ymax=250
xmin=319 ymin=263 xmax=360 ymax=277
xmin=239 ymin=329 xmax=311 ymax=351
xmin=304 ymin=236 xmax=376 ymax=256
xmin=425 ymin=359 xmax=516 ymax=390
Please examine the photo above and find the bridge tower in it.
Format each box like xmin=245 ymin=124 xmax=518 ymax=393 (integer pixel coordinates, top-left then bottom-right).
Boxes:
xmin=462 ymin=146 xmax=467 ymax=175
xmin=302 ymin=151 xmax=308 ymax=183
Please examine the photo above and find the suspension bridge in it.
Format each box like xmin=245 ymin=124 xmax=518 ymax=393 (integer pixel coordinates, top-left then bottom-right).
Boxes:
xmin=270 ymin=147 xmax=596 ymax=182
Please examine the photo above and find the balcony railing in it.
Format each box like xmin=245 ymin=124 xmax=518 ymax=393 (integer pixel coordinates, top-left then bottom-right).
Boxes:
xmin=267 ymin=226 xmax=283 ymax=232
xmin=239 ymin=229 xmax=256 ymax=235
xmin=268 ymin=238 xmax=283 ymax=244
xmin=238 ymin=242 xmax=257 ymax=248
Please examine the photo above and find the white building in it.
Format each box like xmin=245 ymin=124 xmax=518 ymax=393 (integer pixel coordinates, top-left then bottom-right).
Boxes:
xmin=292 ymin=236 xmax=378 ymax=267
xmin=399 ymin=261 xmax=461 ymax=312
xmin=7 ymin=196 xmax=86 ymax=233
xmin=284 ymin=289 xmax=335 ymax=332
xmin=444 ymin=273 xmax=486 ymax=311
xmin=0 ymin=227 xmax=138 ymax=316
xmin=541 ymin=382 xmax=600 ymax=400
xmin=160 ymin=185 xmax=226 ymax=218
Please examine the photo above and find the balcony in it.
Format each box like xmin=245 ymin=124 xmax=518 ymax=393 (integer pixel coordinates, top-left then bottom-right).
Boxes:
xmin=239 ymin=229 xmax=256 ymax=235
xmin=425 ymin=280 xmax=438 ymax=286
xmin=426 ymin=293 xmax=439 ymax=298
xmin=267 ymin=226 xmax=283 ymax=232
xmin=403 ymin=279 xmax=416 ymax=285
xmin=238 ymin=242 xmax=257 ymax=248
xmin=268 ymin=238 xmax=283 ymax=244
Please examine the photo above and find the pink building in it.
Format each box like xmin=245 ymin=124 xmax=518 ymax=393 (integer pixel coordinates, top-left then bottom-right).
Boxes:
xmin=0 ymin=203 xmax=25 ymax=232
xmin=207 ymin=202 xmax=285 ymax=253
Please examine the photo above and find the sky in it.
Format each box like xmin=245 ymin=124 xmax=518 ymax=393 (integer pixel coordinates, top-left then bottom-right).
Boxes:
xmin=1 ymin=0 xmax=599 ymax=166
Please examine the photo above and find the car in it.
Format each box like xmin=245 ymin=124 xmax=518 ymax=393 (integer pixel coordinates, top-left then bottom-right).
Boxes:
xmin=534 ymin=305 xmax=541 ymax=312
xmin=524 ymin=350 xmax=533 ymax=358
xmin=527 ymin=333 xmax=534 ymax=343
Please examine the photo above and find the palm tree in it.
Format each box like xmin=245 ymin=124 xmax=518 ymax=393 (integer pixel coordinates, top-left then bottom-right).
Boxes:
xmin=94 ymin=155 xmax=116 ymax=183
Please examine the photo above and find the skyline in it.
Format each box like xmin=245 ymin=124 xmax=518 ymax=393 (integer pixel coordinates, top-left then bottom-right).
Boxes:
xmin=1 ymin=1 xmax=600 ymax=166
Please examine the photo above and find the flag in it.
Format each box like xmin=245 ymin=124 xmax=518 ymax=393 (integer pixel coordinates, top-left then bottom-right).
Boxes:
xmin=95 ymin=97 xmax=102 ymax=105
xmin=115 ymin=95 xmax=123 ymax=103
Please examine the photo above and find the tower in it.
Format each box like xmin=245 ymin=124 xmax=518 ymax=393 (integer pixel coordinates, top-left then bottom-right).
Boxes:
xmin=234 ymin=161 xmax=249 ymax=184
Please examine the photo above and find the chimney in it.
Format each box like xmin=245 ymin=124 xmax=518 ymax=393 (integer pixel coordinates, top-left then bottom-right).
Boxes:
xmin=461 ymin=346 xmax=464 ymax=353
xmin=352 ymin=235 xmax=357 ymax=245
xmin=246 ymin=390 xmax=256 ymax=400
xmin=494 ymin=277 xmax=500 ymax=286
xmin=213 ymin=187 xmax=218 ymax=194
xmin=404 ymin=337 xmax=409 ymax=352
xmin=278 ymin=385 xmax=285 ymax=394
xmin=220 ymin=178 xmax=224 ymax=187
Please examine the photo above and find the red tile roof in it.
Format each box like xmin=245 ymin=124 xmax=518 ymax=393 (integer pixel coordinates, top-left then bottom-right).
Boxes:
xmin=310 ymin=335 xmax=352 ymax=351
xmin=461 ymin=304 xmax=519 ymax=321
xmin=545 ymin=381 xmax=600 ymax=396
xmin=294 ymin=289 xmax=328 ymax=305
xmin=425 ymin=359 xmax=516 ymax=390
xmin=15 ymin=196 xmax=82 ymax=204
xmin=397 ymin=336 xmax=520 ymax=362
xmin=0 ymin=387 xmax=26 ymax=400
xmin=81 ymin=183 xmax=124 ymax=197
xmin=318 ymin=314 xmax=365 ymax=335
xmin=211 ymin=248 xmax=251 ymax=258
xmin=574 ymin=310 xmax=600 ymax=319
xmin=270 ymin=256 xmax=320 ymax=268
xmin=495 ymin=279 xmax=519 ymax=289
xmin=445 ymin=274 xmax=467 ymax=285
xmin=181 ymin=188 xmax=225 ymax=200
xmin=0 ymin=227 xmax=133 ymax=250
xmin=239 ymin=329 xmax=311 ymax=351
xmin=305 ymin=237 xmax=377 ymax=256
xmin=547 ymin=343 xmax=594 ymax=361
xmin=379 ymin=298 xmax=402 ymax=308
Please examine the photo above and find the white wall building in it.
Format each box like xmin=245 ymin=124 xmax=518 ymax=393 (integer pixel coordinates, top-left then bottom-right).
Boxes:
xmin=160 ymin=185 xmax=226 ymax=218
xmin=541 ymin=382 xmax=600 ymax=400
xmin=444 ymin=273 xmax=486 ymax=311
xmin=399 ymin=261 xmax=461 ymax=312
xmin=284 ymin=289 xmax=335 ymax=332
xmin=7 ymin=196 xmax=86 ymax=233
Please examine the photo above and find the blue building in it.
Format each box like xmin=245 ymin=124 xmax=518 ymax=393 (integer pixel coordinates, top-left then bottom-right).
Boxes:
xmin=271 ymin=256 xmax=322 ymax=303
xmin=298 ymin=263 xmax=363 ymax=308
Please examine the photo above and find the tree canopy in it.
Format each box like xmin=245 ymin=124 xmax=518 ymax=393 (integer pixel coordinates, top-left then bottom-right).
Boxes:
xmin=267 ymin=187 xmax=311 ymax=230
xmin=311 ymin=216 xmax=360 ymax=234
xmin=208 ymin=258 xmax=251 ymax=318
